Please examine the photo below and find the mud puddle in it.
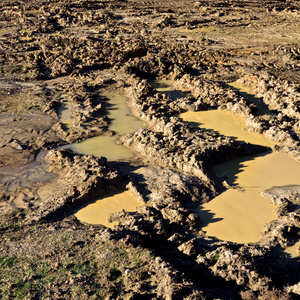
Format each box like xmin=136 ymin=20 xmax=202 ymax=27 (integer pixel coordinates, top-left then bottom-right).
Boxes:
xmin=181 ymin=109 xmax=275 ymax=147
xmin=73 ymin=190 xmax=142 ymax=228
xmin=69 ymin=89 xmax=145 ymax=161
xmin=181 ymin=110 xmax=300 ymax=243
xmin=228 ymin=81 xmax=272 ymax=116
xmin=201 ymin=152 xmax=300 ymax=243
xmin=151 ymin=79 xmax=187 ymax=101
xmin=0 ymin=151 xmax=57 ymax=193
xmin=58 ymin=99 xmax=75 ymax=130
xmin=285 ymin=241 xmax=300 ymax=258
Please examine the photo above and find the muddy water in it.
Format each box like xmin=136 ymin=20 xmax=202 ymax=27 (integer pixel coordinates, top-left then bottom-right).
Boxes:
xmin=74 ymin=190 xmax=142 ymax=228
xmin=152 ymin=80 xmax=186 ymax=101
xmin=228 ymin=81 xmax=272 ymax=116
xmin=201 ymin=152 xmax=300 ymax=243
xmin=0 ymin=152 xmax=57 ymax=193
xmin=181 ymin=110 xmax=300 ymax=243
xmin=181 ymin=109 xmax=274 ymax=147
xmin=72 ymin=89 xmax=145 ymax=226
xmin=58 ymin=100 xmax=75 ymax=130
xmin=285 ymin=241 xmax=300 ymax=258
xmin=70 ymin=89 xmax=146 ymax=161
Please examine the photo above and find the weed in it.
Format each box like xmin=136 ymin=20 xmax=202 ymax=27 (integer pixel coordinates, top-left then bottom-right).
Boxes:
xmin=0 ymin=256 xmax=19 ymax=267
xmin=212 ymin=254 xmax=220 ymax=261
xmin=0 ymin=223 xmax=20 ymax=230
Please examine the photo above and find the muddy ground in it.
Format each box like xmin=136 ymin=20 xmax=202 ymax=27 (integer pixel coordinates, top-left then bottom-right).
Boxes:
xmin=0 ymin=0 xmax=299 ymax=299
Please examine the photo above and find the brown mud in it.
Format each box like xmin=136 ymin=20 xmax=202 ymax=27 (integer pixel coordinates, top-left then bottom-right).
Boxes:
xmin=0 ymin=0 xmax=300 ymax=299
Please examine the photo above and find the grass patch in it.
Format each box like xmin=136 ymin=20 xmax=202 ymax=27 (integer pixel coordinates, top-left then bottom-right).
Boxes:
xmin=0 ymin=231 xmax=155 ymax=299
xmin=0 ymin=88 xmax=48 ymax=114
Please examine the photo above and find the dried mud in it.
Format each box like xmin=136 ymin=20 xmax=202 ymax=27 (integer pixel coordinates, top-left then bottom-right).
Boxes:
xmin=0 ymin=0 xmax=300 ymax=299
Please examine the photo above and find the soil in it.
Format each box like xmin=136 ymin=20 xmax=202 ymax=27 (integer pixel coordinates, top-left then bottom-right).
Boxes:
xmin=0 ymin=0 xmax=299 ymax=299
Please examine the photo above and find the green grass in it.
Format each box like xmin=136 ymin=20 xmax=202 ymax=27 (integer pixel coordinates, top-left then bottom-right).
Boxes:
xmin=0 ymin=256 xmax=19 ymax=267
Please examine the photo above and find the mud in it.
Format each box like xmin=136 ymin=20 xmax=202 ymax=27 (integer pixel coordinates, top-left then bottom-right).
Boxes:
xmin=0 ymin=0 xmax=300 ymax=299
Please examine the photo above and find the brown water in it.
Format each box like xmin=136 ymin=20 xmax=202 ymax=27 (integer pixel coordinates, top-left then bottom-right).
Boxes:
xmin=70 ymin=89 xmax=146 ymax=161
xmin=151 ymin=79 xmax=186 ymax=101
xmin=285 ymin=241 xmax=300 ymax=258
xmin=228 ymin=81 xmax=272 ymax=116
xmin=72 ymin=89 xmax=145 ymax=226
xmin=201 ymin=152 xmax=300 ymax=243
xmin=181 ymin=110 xmax=275 ymax=147
xmin=181 ymin=109 xmax=300 ymax=243
xmin=58 ymin=100 xmax=75 ymax=130
xmin=74 ymin=190 xmax=143 ymax=228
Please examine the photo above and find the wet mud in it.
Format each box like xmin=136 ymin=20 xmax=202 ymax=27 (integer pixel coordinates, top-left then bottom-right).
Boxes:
xmin=0 ymin=0 xmax=300 ymax=299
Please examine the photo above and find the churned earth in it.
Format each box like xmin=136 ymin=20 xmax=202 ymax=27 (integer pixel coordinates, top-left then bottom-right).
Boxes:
xmin=0 ymin=0 xmax=300 ymax=299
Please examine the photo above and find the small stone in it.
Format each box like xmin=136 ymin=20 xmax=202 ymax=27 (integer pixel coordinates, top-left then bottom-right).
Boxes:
xmin=16 ymin=144 xmax=24 ymax=150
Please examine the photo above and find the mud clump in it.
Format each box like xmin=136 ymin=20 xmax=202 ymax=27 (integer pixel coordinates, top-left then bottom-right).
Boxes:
xmin=0 ymin=0 xmax=300 ymax=298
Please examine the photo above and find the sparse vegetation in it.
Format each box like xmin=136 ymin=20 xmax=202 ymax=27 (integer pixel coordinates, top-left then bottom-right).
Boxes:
xmin=0 ymin=225 xmax=155 ymax=299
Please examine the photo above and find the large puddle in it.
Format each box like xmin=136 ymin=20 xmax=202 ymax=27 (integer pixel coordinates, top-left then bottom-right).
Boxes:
xmin=181 ymin=110 xmax=300 ymax=243
xmin=69 ymin=89 xmax=146 ymax=161
xmin=200 ymin=152 xmax=299 ymax=243
xmin=74 ymin=190 xmax=143 ymax=228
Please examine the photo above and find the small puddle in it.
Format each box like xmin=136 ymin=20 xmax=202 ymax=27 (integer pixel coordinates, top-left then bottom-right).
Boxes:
xmin=70 ymin=89 xmax=146 ymax=226
xmin=180 ymin=109 xmax=300 ymax=243
xmin=70 ymin=89 xmax=146 ymax=161
xmin=151 ymin=79 xmax=186 ymax=101
xmin=7 ymin=169 xmax=57 ymax=192
xmin=0 ymin=152 xmax=58 ymax=193
xmin=228 ymin=81 xmax=272 ymax=116
xmin=74 ymin=190 xmax=143 ymax=228
xmin=58 ymin=100 xmax=75 ymax=130
xmin=285 ymin=241 xmax=300 ymax=258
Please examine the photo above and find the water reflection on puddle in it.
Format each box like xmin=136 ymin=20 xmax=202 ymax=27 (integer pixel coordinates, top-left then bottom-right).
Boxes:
xmin=74 ymin=190 xmax=142 ymax=228
xmin=181 ymin=109 xmax=300 ymax=243
xmin=70 ymin=89 xmax=146 ymax=161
